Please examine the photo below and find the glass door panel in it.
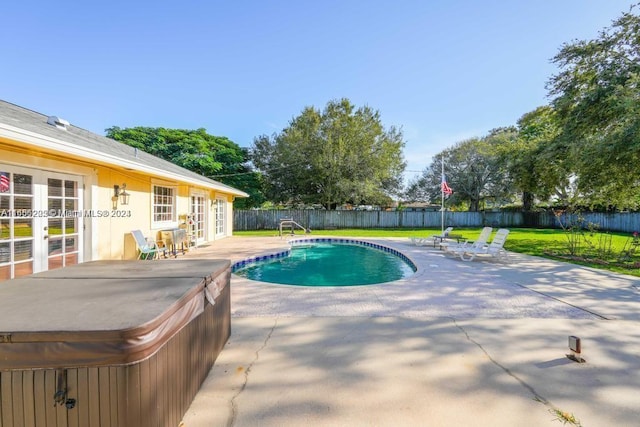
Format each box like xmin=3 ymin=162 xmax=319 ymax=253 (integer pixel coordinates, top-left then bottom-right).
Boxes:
xmin=0 ymin=171 xmax=35 ymax=280
xmin=0 ymin=168 xmax=82 ymax=281
xmin=65 ymin=237 xmax=78 ymax=266
xmin=14 ymin=174 xmax=33 ymax=195
xmin=0 ymin=194 xmax=8 ymax=280
xmin=0 ymin=242 xmax=9 ymax=280
xmin=64 ymin=180 xmax=76 ymax=197
xmin=14 ymin=218 xmax=33 ymax=238
xmin=215 ymin=199 xmax=225 ymax=236
xmin=190 ymin=194 xmax=206 ymax=243
xmin=46 ymin=178 xmax=80 ymax=270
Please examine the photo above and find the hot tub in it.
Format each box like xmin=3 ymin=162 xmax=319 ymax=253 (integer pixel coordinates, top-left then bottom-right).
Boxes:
xmin=0 ymin=259 xmax=230 ymax=427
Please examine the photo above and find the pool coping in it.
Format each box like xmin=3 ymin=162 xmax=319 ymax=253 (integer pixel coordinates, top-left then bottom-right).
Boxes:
xmin=231 ymin=237 xmax=418 ymax=274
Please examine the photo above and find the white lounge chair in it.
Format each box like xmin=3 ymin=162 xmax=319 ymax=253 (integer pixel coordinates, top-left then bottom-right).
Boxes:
xmin=409 ymin=236 xmax=432 ymax=246
xmin=441 ymin=226 xmax=492 ymax=253
xmin=450 ymin=228 xmax=510 ymax=262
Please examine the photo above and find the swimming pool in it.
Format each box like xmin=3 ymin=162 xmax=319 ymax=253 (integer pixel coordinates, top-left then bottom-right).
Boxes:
xmin=232 ymin=238 xmax=417 ymax=286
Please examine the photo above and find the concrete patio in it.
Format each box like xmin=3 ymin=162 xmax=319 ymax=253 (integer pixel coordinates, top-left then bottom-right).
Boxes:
xmin=179 ymin=235 xmax=640 ymax=427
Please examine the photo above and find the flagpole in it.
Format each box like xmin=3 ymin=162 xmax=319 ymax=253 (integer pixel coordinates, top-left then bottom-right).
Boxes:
xmin=441 ymin=159 xmax=444 ymax=235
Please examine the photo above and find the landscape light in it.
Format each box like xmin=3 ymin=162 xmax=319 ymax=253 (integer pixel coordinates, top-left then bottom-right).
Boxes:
xmin=567 ymin=335 xmax=585 ymax=363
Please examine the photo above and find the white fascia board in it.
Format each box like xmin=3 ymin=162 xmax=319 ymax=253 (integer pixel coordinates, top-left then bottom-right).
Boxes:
xmin=0 ymin=123 xmax=249 ymax=197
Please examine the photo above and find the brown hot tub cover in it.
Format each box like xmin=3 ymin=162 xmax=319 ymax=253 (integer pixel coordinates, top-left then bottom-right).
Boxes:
xmin=0 ymin=259 xmax=230 ymax=369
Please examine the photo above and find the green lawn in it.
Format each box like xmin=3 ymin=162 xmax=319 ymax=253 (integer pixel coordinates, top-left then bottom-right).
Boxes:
xmin=234 ymin=227 xmax=640 ymax=277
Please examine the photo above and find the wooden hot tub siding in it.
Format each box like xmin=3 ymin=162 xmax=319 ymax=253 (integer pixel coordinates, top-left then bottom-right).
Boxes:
xmin=0 ymin=282 xmax=230 ymax=427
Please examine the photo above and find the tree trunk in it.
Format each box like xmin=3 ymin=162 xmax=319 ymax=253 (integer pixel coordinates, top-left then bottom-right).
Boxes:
xmin=522 ymin=191 xmax=534 ymax=212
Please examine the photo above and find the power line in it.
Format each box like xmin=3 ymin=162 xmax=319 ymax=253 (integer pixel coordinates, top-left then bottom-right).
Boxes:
xmin=210 ymin=160 xmax=309 ymax=178
xmin=212 ymin=166 xmax=427 ymax=178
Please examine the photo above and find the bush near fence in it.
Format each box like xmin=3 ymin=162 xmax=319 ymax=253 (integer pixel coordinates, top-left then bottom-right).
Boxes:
xmin=234 ymin=210 xmax=640 ymax=234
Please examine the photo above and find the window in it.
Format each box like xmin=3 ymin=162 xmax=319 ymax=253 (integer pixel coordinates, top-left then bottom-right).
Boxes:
xmin=153 ymin=185 xmax=176 ymax=224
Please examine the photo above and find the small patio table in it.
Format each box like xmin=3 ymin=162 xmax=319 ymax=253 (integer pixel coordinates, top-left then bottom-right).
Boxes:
xmin=160 ymin=227 xmax=188 ymax=256
xmin=433 ymin=234 xmax=465 ymax=248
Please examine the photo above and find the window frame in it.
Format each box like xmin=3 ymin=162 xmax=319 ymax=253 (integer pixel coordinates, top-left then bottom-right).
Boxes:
xmin=151 ymin=184 xmax=177 ymax=228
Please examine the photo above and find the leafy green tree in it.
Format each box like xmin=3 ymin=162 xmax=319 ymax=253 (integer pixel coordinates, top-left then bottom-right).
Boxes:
xmin=251 ymin=98 xmax=406 ymax=209
xmin=547 ymin=4 xmax=640 ymax=209
xmin=408 ymin=132 xmax=515 ymax=212
xmin=403 ymin=176 xmax=431 ymax=204
xmin=105 ymin=127 xmax=264 ymax=208
xmin=499 ymin=106 xmax=566 ymax=210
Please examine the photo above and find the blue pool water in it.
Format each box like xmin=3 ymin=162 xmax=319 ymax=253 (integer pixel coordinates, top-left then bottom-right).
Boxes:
xmin=233 ymin=240 xmax=416 ymax=286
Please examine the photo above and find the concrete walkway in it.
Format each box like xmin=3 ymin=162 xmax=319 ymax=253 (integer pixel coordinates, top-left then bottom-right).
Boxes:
xmin=180 ymin=236 xmax=640 ymax=427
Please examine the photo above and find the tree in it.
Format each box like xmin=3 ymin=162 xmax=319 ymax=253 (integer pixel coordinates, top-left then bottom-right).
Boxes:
xmin=251 ymin=98 xmax=406 ymax=209
xmin=105 ymin=127 xmax=264 ymax=208
xmin=498 ymin=106 xmax=567 ymax=210
xmin=408 ymin=133 xmax=514 ymax=212
xmin=403 ymin=176 xmax=432 ymax=204
xmin=547 ymin=3 xmax=640 ymax=209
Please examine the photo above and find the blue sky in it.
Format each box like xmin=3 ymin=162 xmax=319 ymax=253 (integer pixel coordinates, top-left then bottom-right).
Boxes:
xmin=2 ymin=1 xmax=635 ymax=184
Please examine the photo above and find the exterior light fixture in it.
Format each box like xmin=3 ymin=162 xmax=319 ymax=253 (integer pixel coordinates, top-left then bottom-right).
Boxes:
xmin=119 ymin=184 xmax=130 ymax=206
xmin=112 ymin=183 xmax=130 ymax=209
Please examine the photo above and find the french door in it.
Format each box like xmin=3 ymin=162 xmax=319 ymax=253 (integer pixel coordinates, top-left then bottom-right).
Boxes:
xmin=0 ymin=165 xmax=83 ymax=281
xmin=214 ymin=198 xmax=225 ymax=237
xmin=190 ymin=193 xmax=206 ymax=244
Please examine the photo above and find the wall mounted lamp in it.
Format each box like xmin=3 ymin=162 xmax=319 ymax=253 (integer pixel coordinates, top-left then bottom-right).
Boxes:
xmin=112 ymin=183 xmax=130 ymax=209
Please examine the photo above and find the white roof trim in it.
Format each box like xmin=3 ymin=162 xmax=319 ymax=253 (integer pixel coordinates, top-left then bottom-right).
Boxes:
xmin=0 ymin=123 xmax=249 ymax=197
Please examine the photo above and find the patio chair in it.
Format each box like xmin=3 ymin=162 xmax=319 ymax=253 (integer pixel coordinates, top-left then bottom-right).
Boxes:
xmin=449 ymin=228 xmax=510 ymax=262
xmin=131 ymin=230 xmax=165 ymax=260
xmin=441 ymin=227 xmax=492 ymax=253
xmin=409 ymin=236 xmax=429 ymax=246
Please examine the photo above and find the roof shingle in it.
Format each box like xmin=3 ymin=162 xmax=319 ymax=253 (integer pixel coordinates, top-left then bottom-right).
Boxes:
xmin=0 ymin=100 xmax=248 ymax=197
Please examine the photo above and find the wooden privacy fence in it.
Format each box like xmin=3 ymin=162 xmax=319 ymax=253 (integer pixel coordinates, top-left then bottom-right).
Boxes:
xmin=234 ymin=210 xmax=640 ymax=234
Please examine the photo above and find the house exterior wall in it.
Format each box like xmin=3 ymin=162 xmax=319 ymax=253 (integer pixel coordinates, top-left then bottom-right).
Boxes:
xmin=92 ymin=171 xmax=234 ymax=260
xmin=0 ymin=138 xmax=238 ymax=278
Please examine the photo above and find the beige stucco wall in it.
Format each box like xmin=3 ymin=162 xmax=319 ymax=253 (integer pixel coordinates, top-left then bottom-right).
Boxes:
xmin=92 ymin=167 xmax=235 ymax=260
xmin=1 ymin=140 xmax=237 ymax=265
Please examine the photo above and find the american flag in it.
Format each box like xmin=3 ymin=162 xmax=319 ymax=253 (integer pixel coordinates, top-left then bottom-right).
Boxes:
xmin=441 ymin=173 xmax=453 ymax=196
xmin=0 ymin=172 xmax=9 ymax=193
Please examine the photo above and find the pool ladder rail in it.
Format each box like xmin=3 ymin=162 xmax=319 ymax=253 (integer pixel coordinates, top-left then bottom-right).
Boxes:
xmin=278 ymin=218 xmax=311 ymax=238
